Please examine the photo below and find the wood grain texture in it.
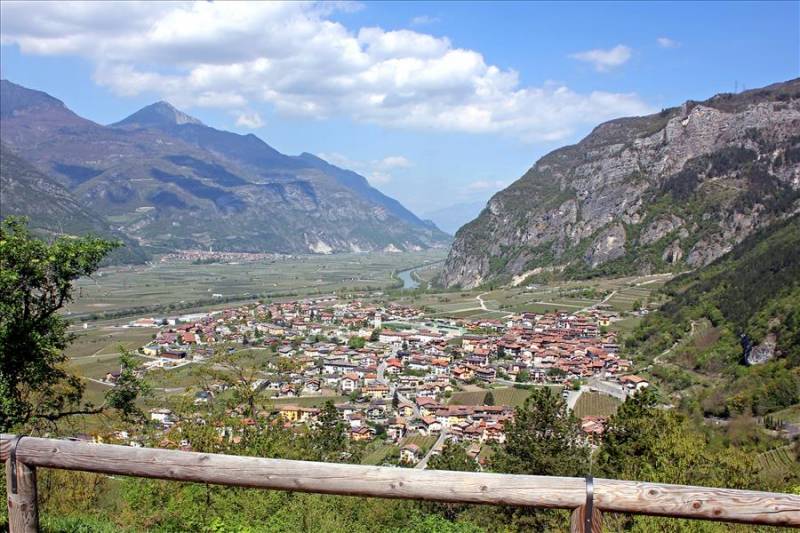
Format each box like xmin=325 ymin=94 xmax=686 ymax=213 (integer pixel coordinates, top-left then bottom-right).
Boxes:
xmin=594 ymin=478 xmax=800 ymax=527
xmin=6 ymin=456 xmax=39 ymax=533
xmin=570 ymin=505 xmax=603 ymax=533
xmin=2 ymin=435 xmax=799 ymax=527
xmin=5 ymin=435 xmax=584 ymax=508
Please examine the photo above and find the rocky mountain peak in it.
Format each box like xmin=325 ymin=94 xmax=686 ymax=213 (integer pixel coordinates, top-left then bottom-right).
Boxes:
xmin=113 ymin=101 xmax=204 ymax=129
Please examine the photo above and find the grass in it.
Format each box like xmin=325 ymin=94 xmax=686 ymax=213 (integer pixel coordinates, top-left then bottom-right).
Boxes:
xmin=448 ymin=386 xmax=562 ymax=407
xmin=400 ymin=433 xmax=438 ymax=453
xmin=361 ymin=442 xmax=398 ymax=465
xmin=770 ymin=404 xmax=800 ymax=424
xmin=268 ymin=395 xmax=348 ymax=407
xmin=66 ymin=249 xmax=448 ymax=320
xmin=573 ymin=392 xmax=622 ymax=418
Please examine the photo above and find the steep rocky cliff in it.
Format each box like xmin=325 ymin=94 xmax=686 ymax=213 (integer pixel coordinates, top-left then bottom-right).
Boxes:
xmin=440 ymin=79 xmax=800 ymax=288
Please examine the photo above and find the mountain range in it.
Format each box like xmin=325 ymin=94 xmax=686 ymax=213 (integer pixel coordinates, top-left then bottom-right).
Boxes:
xmin=440 ymin=78 xmax=800 ymax=288
xmin=0 ymin=79 xmax=449 ymax=258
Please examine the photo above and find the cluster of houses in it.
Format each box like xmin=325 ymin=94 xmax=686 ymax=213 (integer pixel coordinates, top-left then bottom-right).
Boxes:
xmin=117 ymin=297 xmax=650 ymax=466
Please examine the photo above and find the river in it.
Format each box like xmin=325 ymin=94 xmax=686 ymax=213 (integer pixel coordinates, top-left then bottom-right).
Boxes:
xmin=396 ymin=267 xmax=420 ymax=289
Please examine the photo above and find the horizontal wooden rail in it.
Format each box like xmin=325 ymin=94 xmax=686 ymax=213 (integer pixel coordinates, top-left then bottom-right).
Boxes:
xmin=3 ymin=434 xmax=800 ymax=531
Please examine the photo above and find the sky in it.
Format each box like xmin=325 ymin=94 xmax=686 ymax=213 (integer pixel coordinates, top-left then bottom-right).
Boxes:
xmin=1 ymin=1 xmax=798 ymax=215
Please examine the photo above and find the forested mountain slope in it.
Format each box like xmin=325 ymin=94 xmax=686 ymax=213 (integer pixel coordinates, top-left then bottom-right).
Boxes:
xmin=630 ymin=214 xmax=800 ymax=419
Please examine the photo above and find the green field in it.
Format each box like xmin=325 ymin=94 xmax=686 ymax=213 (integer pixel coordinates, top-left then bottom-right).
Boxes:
xmin=361 ymin=442 xmax=399 ymax=465
xmin=66 ymin=249 xmax=448 ymax=320
xmin=392 ymin=273 xmax=674 ymax=319
xmin=755 ymin=445 xmax=797 ymax=477
xmin=268 ymin=395 xmax=348 ymax=407
xmin=573 ymin=392 xmax=622 ymax=418
xmin=449 ymin=386 xmax=562 ymax=407
xmin=399 ymin=433 xmax=438 ymax=453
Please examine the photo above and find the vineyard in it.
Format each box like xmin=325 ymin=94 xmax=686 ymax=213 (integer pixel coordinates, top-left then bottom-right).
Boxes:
xmin=573 ymin=392 xmax=622 ymax=418
xmin=756 ymin=445 xmax=797 ymax=476
xmin=449 ymin=386 xmax=562 ymax=407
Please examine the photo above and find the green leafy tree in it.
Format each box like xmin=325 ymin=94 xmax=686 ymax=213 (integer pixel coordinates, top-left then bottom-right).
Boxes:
xmin=308 ymin=401 xmax=348 ymax=462
xmin=197 ymin=346 xmax=268 ymax=419
xmin=493 ymin=387 xmax=589 ymax=477
xmin=347 ymin=335 xmax=366 ymax=349
xmin=484 ymin=391 xmax=495 ymax=406
xmin=428 ymin=443 xmax=477 ymax=473
xmin=0 ymin=217 xmax=145 ymax=432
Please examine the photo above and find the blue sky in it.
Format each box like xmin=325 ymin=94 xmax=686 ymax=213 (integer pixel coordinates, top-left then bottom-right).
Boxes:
xmin=1 ymin=1 xmax=798 ymax=215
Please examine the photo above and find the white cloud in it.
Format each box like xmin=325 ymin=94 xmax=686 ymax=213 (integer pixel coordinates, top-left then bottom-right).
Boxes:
xmin=378 ymin=156 xmax=411 ymax=169
xmin=570 ymin=44 xmax=632 ymax=72
xmin=657 ymin=36 xmax=680 ymax=48
xmin=235 ymin=110 xmax=264 ymax=129
xmin=317 ymin=152 xmax=410 ymax=186
xmin=0 ymin=2 xmax=654 ymax=142
xmin=466 ymin=179 xmax=507 ymax=191
xmin=410 ymin=15 xmax=439 ymax=26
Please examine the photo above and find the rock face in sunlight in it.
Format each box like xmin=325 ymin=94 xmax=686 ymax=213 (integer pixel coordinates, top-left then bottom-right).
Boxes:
xmin=0 ymin=80 xmax=450 ymax=256
xmin=440 ymin=78 xmax=800 ymax=288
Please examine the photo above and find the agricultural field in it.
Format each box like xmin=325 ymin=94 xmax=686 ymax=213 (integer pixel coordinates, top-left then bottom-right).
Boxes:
xmin=361 ymin=442 xmax=399 ymax=465
xmin=66 ymin=249 xmax=448 ymax=320
xmin=391 ymin=272 xmax=674 ymax=320
xmin=755 ymin=445 xmax=798 ymax=477
xmin=399 ymin=433 xmax=438 ymax=453
xmin=573 ymin=392 xmax=622 ymax=418
xmin=448 ymin=386 xmax=562 ymax=407
xmin=268 ymin=395 xmax=348 ymax=408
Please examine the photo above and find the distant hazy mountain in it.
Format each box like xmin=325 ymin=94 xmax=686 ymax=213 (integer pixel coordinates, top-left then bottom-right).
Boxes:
xmin=441 ymin=78 xmax=800 ymax=288
xmin=0 ymin=79 xmax=449 ymax=256
xmin=422 ymin=201 xmax=488 ymax=235
xmin=0 ymin=143 xmax=149 ymax=264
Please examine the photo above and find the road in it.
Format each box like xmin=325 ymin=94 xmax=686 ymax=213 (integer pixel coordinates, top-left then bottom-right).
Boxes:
xmin=476 ymin=292 xmax=489 ymax=311
xmin=415 ymin=429 xmax=448 ymax=469
xmin=587 ymin=377 xmax=628 ymax=401
xmin=396 ymin=390 xmax=421 ymax=417
xmin=85 ymin=377 xmax=185 ymax=394
xmin=566 ymin=387 xmax=583 ymax=410
xmin=579 ymin=290 xmax=617 ymax=313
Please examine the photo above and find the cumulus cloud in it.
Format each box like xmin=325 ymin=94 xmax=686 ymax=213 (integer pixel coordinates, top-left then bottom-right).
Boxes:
xmin=570 ymin=44 xmax=632 ymax=72
xmin=317 ymin=152 xmax=409 ymax=186
xmin=657 ymin=36 xmax=680 ymax=48
xmin=235 ymin=110 xmax=264 ymax=129
xmin=1 ymin=1 xmax=653 ymax=142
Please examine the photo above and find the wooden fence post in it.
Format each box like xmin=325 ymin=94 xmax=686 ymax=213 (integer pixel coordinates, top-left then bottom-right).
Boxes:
xmin=570 ymin=505 xmax=603 ymax=532
xmin=5 ymin=436 xmax=39 ymax=533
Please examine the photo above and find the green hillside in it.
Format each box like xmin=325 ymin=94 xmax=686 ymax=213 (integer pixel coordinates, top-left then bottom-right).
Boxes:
xmin=630 ymin=215 xmax=800 ymax=418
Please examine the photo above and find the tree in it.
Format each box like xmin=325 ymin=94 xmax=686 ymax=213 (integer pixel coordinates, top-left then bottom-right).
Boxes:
xmin=516 ymin=369 xmax=530 ymax=383
xmin=0 ymin=217 xmax=145 ymax=432
xmin=197 ymin=346 xmax=267 ymax=419
xmin=308 ymin=400 xmax=348 ymax=462
xmin=484 ymin=391 xmax=495 ymax=406
xmin=428 ymin=443 xmax=477 ymax=473
xmin=492 ymin=387 xmax=588 ymax=477
xmin=347 ymin=335 xmax=366 ymax=349
xmin=369 ymin=328 xmax=380 ymax=342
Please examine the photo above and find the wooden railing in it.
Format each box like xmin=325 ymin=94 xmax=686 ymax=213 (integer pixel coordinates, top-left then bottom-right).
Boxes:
xmin=2 ymin=434 xmax=799 ymax=532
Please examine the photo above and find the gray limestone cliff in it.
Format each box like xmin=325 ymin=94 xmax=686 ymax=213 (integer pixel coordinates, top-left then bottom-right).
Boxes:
xmin=441 ymin=79 xmax=800 ymax=288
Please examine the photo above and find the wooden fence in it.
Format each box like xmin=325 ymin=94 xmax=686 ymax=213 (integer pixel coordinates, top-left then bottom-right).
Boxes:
xmin=2 ymin=434 xmax=799 ymax=532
